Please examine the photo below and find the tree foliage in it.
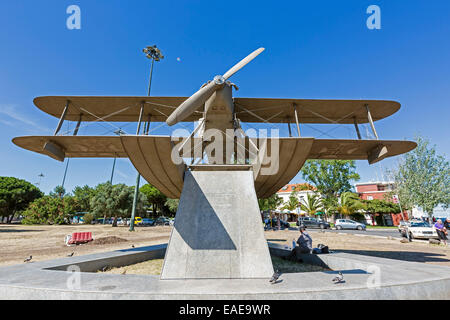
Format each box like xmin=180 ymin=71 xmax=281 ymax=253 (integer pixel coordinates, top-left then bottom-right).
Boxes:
xmin=21 ymin=196 xmax=76 ymax=225
xmin=282 ymin=191 xmax=299 ymax=212
xmin=90 ymin=182 xmax=146 ymax=226
xmin=164 ymin=198 xmax=179 ymax=215
xmin=301 ymin=160 xmax=360 ymax=198
xmin=334 ymin=192 xmax=364 ymax=218
xmin=300 ymin=192 xmax=323 ymax=216
xmin=258 ymin=194 xmax=283 ymax=212
xmin=73 ymin=185 xmax=96 ymax=213
xmin=390 ymin=137 xmax=449 ymax=216
xmin=0 ymin=177 xmax=43 ymax=223
xmin=50 ymin=185 xmax=66 ymax=199
xmin=140 ymin=184 xmax=167 ymax=215
xmin=363 ymin=199 xmax=400 ymax=214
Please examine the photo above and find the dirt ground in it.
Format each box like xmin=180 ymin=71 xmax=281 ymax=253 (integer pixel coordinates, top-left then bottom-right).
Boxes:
xmin=0 ymin=224 xmax=449 ymax=268
xmin=0 ymin=224 xmax=172 ymax=266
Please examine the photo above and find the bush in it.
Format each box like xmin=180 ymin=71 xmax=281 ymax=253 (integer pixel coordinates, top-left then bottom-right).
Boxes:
xmin=83 ymin=213 xmax=94 ymax=224
xmin=22 ymin=196 xmax=76 ymax=225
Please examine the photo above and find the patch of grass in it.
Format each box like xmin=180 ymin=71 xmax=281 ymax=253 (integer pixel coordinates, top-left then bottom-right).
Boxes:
xmin=366 ymin=226 xmax=398 ymax=229
xmin=271 ymin=256 xmax=329 ymax=273
xmin=100 ymin=259 xmax=164 ymax=275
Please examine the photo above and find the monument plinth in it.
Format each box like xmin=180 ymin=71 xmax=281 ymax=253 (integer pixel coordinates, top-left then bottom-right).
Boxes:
xmin=161 ymin=168 xmax=273 ymax=279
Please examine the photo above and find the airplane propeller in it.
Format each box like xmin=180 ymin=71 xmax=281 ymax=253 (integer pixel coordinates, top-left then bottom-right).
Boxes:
xmin=166 ymin=48 xmax=265 ymax=126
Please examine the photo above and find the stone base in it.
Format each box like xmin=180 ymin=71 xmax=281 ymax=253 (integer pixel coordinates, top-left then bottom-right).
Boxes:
xmin=160 ymin=169 xmax=274 ymax=280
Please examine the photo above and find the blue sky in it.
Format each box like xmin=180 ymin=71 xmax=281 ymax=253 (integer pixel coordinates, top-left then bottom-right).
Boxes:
xmin=0 ymin=0 xmax=449 ymax=194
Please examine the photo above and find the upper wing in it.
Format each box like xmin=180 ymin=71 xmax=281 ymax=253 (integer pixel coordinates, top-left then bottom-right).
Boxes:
xmin=234 ymin=98 xmax=400 ymax=124
xmin=34 ymin=96 xmax=399 ymax=124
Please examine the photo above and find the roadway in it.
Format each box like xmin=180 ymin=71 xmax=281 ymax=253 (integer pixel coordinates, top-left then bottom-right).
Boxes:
xmin=302 ymin=228 xmax=402 ymax=239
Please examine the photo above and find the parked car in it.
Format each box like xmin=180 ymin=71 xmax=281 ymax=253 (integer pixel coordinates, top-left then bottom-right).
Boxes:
xmin=398 ymin=220 xmax=410 ymax=235
xmin=154 ymin=217 xmax=171 ymax=226
xmin=297 ymin=217 xmax=330 ymax=229
xmin=335 ymin=219 xmax=366 ymax=231
xmin=141 ymin=218 xmax=155 ymax=226
xmin=267 ymin=218 xmax=290 ymax=229
xmin=402 ymin=221 xmax=438 ymax=240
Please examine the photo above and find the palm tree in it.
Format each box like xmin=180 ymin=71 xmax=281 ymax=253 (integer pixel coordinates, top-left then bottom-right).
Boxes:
xmin=282 ymin=194 xmax=299 ymax=212
xmin=300 ymin=193 xmax=323 ymax=217
xmin=335 ymin=192 xmax=363 ymax=219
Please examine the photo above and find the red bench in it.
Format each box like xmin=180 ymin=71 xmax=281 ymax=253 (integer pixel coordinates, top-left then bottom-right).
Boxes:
xmin=67 ymin=232 xmax=93 ymax=245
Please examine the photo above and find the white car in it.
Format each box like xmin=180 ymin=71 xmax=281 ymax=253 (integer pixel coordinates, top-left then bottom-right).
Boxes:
xmin=404 ymin=221 xmax=438 ymax=239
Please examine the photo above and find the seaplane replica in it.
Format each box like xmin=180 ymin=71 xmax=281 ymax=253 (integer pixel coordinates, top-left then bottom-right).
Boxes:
xmin=13 ymin=48 xmax=416 ymax=279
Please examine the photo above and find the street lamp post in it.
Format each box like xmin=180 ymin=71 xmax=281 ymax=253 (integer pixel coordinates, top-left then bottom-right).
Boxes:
xmin=129 ymin=45 xmax=164 ymax=232
xmin=394 ymin=194 xmax=410 ymax=241
xmin=110 ymin=129 xmax=126 ymax=184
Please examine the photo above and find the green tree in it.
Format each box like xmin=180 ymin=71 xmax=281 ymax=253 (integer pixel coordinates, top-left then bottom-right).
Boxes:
xmin=83 ymin=213 xmax=94 ymax=225
xmin=282 ymin=193 xmax=299 ymax=212
xmin=301 ymin=160 xmax=360 ymax=198
xmin=363 ymin=199 xmax=400 ymax=225
xmin=50 ymin=185 xmax=66 ymax=199
xmin=140 ymin=184 xmax=167 ymax=216
xmin=90 ymin=183 xmax=145 ymax=227
xmin=334 ymin=192 xmax=364 ymax=220
xmin=258 ymin=194 xmax=283 ymax=228
xmin=390 ymin=137 xmax=449 ymax=218
xmin=0 ymin=177 xmax=43 ymax=224
xmin=300 ymin=193 xmax=323 ymax=216
xmin=73 ymin=185 xmax=95 ymax=213
xmin=21 ymin=195 xmax=76 ymax=225
xmin=164 ymin=198 xmax=179 ymax=216
xmin=364 ymin=199 xmax=400 ymax=215
xmin=258 ymin=194 xmax=283 ymax=212
xmin=301 ymin=160 xmax=360 ymax=221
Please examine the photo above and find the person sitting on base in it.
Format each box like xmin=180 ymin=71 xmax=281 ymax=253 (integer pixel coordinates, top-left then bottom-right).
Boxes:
xmin=435 ymin=219 xmax=448 ymax=246
xmin=286 ymin=225 xmax=313 ymax=262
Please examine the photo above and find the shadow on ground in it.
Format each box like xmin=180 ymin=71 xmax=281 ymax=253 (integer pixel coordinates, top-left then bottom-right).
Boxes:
xmin=336 ymin=249 xmax=450 ymax=264
xmin=0 ymin=228 xmax=43 ymax=233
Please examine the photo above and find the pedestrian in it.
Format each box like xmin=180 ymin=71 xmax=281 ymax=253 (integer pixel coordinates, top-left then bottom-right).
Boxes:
xmin=444 ymin=218 xmax=450 ymax=229
xmin=286 ymin=225 xmax=313 ymax=261
xmin=434 ymin=219 xmax=448 ymax=246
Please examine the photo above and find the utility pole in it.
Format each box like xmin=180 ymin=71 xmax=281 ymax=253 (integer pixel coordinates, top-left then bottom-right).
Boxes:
xmin=394 ymin=194 xmax=410 ymax=241
xmin=110 ymin=129 xmax=126 ymax=185
xmin=61 ymin=159 xmax=70 ymax=191
xmin=129 ymin=45 xmax=164 ymax=232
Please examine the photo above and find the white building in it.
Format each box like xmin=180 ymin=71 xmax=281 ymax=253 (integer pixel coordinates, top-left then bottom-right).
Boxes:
xmin=275 ymin=183 xmax=317 ymax=221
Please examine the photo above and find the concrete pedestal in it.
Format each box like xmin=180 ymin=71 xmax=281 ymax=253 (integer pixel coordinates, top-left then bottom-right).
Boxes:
xmin=160 ymin=169 xmax=274 ymax=280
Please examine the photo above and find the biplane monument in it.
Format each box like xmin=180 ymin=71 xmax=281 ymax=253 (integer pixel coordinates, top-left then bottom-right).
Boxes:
xmin=13 ymin=48 xmax=416 ymax=280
